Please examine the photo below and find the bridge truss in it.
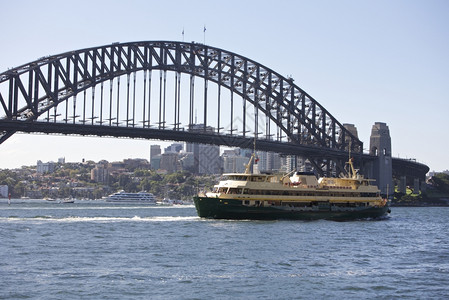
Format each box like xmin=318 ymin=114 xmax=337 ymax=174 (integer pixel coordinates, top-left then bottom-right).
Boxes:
xmin=0 ymin=41 xmax=363 ymax=175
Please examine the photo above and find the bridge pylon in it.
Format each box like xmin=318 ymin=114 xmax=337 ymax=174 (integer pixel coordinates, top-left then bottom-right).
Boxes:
xmin=364 ymin=122 xmax=394 ymax=196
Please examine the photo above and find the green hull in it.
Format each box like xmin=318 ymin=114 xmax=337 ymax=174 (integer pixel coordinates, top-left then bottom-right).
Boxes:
xmin=193 ymin=196 xmax=390 ymax=221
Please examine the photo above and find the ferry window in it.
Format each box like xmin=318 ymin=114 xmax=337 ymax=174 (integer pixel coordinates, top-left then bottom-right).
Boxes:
xmin=244 ymin=200 xmax=250 ymax=205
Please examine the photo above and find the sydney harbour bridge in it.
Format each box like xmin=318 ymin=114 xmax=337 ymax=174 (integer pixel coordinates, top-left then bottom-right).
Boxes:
xmin=0 ymin=41 xmax=428 ymax=193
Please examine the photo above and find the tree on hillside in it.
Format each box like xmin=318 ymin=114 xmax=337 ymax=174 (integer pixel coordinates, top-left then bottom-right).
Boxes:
xmin=430 ymin=173 xmax=449 ymax=193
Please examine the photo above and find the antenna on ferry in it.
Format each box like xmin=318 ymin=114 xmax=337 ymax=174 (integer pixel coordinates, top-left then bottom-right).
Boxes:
xmin=348 ymin=140 xmax=352 ymax=164
xmin=346 ymin=141 xmax=357 ymax=179
xmin=253 ymin=134 xmax=257 ymax=155
xmin=245 ymin=135 xmax=257 ymax=174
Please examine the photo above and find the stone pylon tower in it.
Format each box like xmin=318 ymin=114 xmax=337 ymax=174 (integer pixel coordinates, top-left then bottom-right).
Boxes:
xmin=368 ymin=122 xmax=393 ymax=197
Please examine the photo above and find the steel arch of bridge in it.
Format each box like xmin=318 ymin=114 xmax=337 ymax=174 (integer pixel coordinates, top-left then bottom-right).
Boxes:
xmin=0 ymin=41 xmax=362 ymax=175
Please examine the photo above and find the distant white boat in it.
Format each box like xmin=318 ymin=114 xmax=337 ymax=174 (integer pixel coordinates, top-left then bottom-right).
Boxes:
xmin=61 ymin=198 xmax=75 ymax=204
xmin=106 ymin=191 xmax=157 ymax=204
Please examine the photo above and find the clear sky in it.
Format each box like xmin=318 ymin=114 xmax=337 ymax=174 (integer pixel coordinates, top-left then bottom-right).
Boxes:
xmin=0 ymin=0 xmax=448 ymax=171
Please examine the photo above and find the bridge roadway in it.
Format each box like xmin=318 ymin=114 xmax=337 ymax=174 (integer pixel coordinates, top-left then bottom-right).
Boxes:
xmin=0 ymin=119 xmax=429 ymax=180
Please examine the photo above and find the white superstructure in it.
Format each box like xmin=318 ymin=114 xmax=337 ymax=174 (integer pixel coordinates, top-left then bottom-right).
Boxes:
xmin=106 ymin=191 xmax=157 ymax=203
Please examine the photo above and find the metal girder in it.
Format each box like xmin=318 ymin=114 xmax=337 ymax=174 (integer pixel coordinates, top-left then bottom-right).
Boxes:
xmin=0 ymin=41 xmax=365 ymax=174
xmin=0 ymin=120 xmax=353 ymax=160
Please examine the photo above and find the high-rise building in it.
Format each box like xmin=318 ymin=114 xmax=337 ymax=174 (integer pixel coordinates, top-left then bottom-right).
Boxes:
xmin=222 ymin=149 xmax=248 ymax=173
xmin=221 ymin=148 xmax=282 ymax=174
xmin=150 ymin=145 xmax=161 ymax=169
xmin=269 ymin=152 xmax=281 ymax=172
xmin=295 ymin=157 xmax=314 ymax=173
xmin=160 ymin=153 xmax=180 ymax=173
xmin=179 ymin=152 xmax=195 ymax=171
xmin=37 ymin=160 xmax=55 ymax=174
xmin=151 ymin=155 xmax=161 ymax=170
xmin=150 ymin=145 xmax=161 ymax=159
xmin=165 ymin=143 xmax=183 ymax=153
xmin=186 ymin=124 xmax=221 ymax=174
xmin=91 ymin=161 xmax=109 ymax=184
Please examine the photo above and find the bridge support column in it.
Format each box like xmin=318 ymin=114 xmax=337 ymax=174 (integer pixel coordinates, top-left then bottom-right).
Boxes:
xmin=367 ymin=122 xmax=393 ymax=197
xmin=413 ymin=178 xmax=420 ymax=195
xmin=399 ymin=176 xmax=407 ymax=194
xmin=421 ymin=180 xmax=427 ymax=193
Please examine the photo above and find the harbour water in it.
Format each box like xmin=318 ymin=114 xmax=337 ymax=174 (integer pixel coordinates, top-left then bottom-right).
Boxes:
xmin=1 ymin=200 xmax=448 ymax=299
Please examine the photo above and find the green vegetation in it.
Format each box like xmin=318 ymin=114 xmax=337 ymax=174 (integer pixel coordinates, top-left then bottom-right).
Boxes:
xmin=109 ymin=169 xmax=216 ymax=200
xmin=424 ymin=173 xmax=449 ymax=201
xmin=429 ymin=173 xmax=449 ymax=193
xmin=393 ymin=186 xmax=424 ymax=205
xmin=392 ymin=173 xmax=449 ymax=206
xmin=0 ymin=162 xmax=217 ymax=200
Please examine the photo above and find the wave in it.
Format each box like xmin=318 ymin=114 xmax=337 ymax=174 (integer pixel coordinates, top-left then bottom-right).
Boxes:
xmin=0 ymin=215 xmax=199 ymax=223
xmin=1 ymin=204 xmax=195 ymax=210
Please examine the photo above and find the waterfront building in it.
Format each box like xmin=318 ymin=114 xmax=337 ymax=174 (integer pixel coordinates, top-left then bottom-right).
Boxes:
xmin=0 ymin=185 xmax=8 ymax=198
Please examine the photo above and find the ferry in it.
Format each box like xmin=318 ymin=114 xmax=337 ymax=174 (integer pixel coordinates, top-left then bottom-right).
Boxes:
xmin=193 ymin=155 xmax=390 ymax=221
xmin=106 ymin=191 xmax=157 ymax=204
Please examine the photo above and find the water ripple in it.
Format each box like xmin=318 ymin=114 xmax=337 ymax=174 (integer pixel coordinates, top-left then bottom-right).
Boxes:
xmin=0 ymin=204 xmax=448 ymax=299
